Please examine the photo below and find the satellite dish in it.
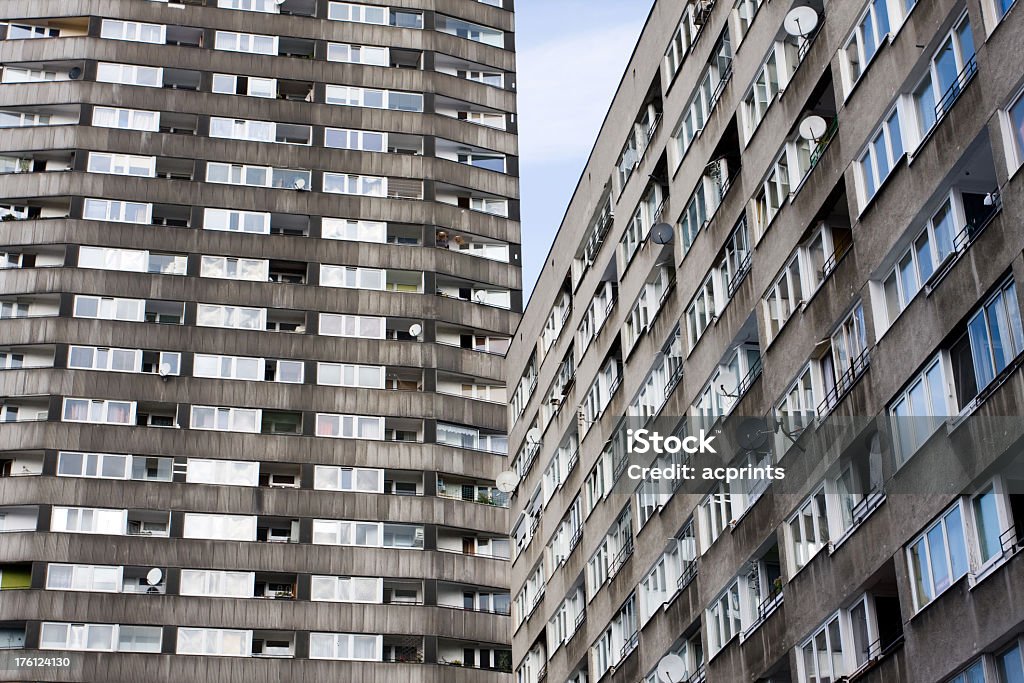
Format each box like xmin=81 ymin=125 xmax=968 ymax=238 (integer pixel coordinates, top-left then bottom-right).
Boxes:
xmin=657 ymin=654 xmax=687 ymax=683
xmin=145 ymin=568 xmax=163 ymax=586
xmin=408 ymin=323 xmax=423 ymax=337
xmin=526 ymin=427 xmax=542 ymax=445
xmin=799 ymin=115 xmax=828 ymax=141
xmin=718 ymin=368 xmax=739 ymax=397
xmin=736 ymin=416 xmax=770 ymax=451
xmin=68 ymin=67 xmax=82 ymax=80
xmin=158 ymin=363 xmax=172 ymax=378
xmin=784 ymin=6 xmax=819 ymax=37
xmin=652 ymin=223 xmax=675 ymax=245
xmin=496 ymin=470 xmax=521 ymax=493
xmin=474 ymin=290 xmax=488 ymax=303
xmin=292 ymin=177 xmax=307 ymax=190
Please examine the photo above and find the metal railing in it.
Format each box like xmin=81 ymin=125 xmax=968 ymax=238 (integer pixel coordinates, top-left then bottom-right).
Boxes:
xmin=817 ymin=347 xmax=871 ymax=416
xmin=677 ymin=560 xmax=698 ymax=590
xmin=620 ymin=631 xmax=640 ymax=659
xmin=808 ymin=116 xmax=839 ymax=170
xmin=608 ymin=537 xmax=635 ymax=579
xmin=725 ymin=251 xmax=753 ymax=300
xmin=928 ymin=190 xmax=1002 ymax=290
xmin=933 ymin=55 xmax=978 ymax=128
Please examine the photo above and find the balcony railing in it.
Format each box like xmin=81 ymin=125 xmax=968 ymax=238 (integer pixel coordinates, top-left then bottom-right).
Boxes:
xmin=676 ymin=560 xmax=698 ymax=590
xmin=808 ymin=116 xmax=839 ymax=170
xmin=928 ymin=190 xmax=1002 ymax=291
xmin=934 ymin=55 xmax=978 ymax=129
xmin=608 ymin=536 xmax=635 ymax=579
xmin=620 ymin=631 xmax=639 ymax=659
xmin=817 ymin=347 xmax=870 ymax=416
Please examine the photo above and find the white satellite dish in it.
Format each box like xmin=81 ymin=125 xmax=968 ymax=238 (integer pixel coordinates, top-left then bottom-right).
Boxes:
xmin=657 ymin=654 xmax=687 ymax=683
xmin=158 ymin=363 xmax=172 ymax=378
xmin=526 ymin=427 xmax=542 ymax=445
xmin=408 ymin=323 xmax=423 ymax=337
xmin=496 ymin=470 xmax=521 ymax=493
xmin=474 ymin=290 xmax=488 ymax=303
xmin=718 ymin=368 xmax=739 ymax=397
xmin=799 ymin=115 xmax=828 ymax=141
xmin=784 ymin=6 xmax=819 ymax=37
xmin=292 ymin=177 xmax=307 ymax=190
xmin=145 ymin=568 xmax=163 ymax=586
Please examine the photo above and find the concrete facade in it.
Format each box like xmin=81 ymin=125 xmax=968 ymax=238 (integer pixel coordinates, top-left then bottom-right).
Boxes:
xmin=507 ymin=1 xmax=1024 ymax=683
xmin=0 ymin=0 xmax=520 ymax=680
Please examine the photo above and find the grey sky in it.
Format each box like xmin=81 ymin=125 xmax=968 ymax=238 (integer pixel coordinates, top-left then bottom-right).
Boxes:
xmin=514 ymin=1 xmax=651 ymax=300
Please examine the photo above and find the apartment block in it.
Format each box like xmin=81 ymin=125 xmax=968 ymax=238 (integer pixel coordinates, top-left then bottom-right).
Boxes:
xmin=508 ymin=1 xmax=1024 ymax=682
xmin=0 ymin=0 xmax=520 ymax=680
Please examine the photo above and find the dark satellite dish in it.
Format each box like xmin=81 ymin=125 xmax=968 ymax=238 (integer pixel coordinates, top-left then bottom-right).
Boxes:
xmin=736 ymin=416 xmax=770 ymax=451
xmin=68 ymin=67 xmax=83 ymax=80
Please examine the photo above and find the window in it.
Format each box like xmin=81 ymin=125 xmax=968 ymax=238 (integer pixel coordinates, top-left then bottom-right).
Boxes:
xmin=56 ymin=451 xmax=130 ymax=479
xmin=118 ymin=626 xmax=162 ymax=653
xmin=191 ymin=406 xmax=260 ymax=433
xmin=324 ymin=85 xmax=423 ymax=112
xmin=68 ymin=346 xmax=141 ymax=373
xmin=309 ymin=632 xmax=382 ymax=661
xmin=317 ymin=363 xmax=385 ymax=389
xmin=315 ymin=414 xmax=384 ymax=440
xmin=948 ymin=660 xmax=987 ymax=683
xmin=324 ymin=127 xmax=386 ymax=152
xmin=890 ymin=354 xmax=950 ymax=462
xmin=218 ymin=0 xmax=282 ymax=12
xmin=209 ymin=117 xmax=276 ymax=143
xmin=787 ymin=487 xmax=828 ymax=574
xmin=1006 ymin=88 xmax=1024 ymax=173
xmin=214 ymin=31 xmax=277 ymax=55
xmin=200 ymin=256 xmax=269 ymax=282
xmin=664 ymin=9 xmax=698 ymax=81
xmin=186 ymin=459 xmax=259 ymax=487
xmin=879 ymin=195 xmax=959 ymax=324
xmin=96 ymin=62 xmax=162 ymax=87
xmin=621 ymin=184 xmax=663 ymax=263
xmin=328 ymin=2 xmax=388 ymax=24
xmin=196 ymin=304 xmax=266 ymax=331
xmin=857 ymin=107 xmax=905 ymax=206
xmin=61 ymin=398 xmax=134 ymax=425
xmin=312 ymin=520 xmax=382 ymax=547
xmin=970 ymin=480 xmax=1011 ymax=572
xmin=6 ymin=24 xmax=60 ymax=39
xmin=842 ymin=0 xmax=891 ymax=92
xmin=323 ymin=173 xmax=387 ymax=197
xmin=948 ymin=278 xmax=1024 ymax=412
xmin=577 ymin=281 xmax=615 ymax=353
xmin=212 ymin=73 xmax=277 ymax=98
xmin=912 ymin=16 xmax=975 ymax=137
xmin=731 ymin=0 xmax=765 ymax=43
xmin=203 ymin=208 xmax=270 ymax=234
xmin=320 ymin=265 xmax=385 ymax=290
xmin=907 ymin=502 xmax=968 ymax=609
xmin=83 ymin=198 xmax=151 ymax=225
xmin=182 ymin=513 xmax=257 ymax=542
xmin=40 ymin=623 xmax=117 ymax=652
xmin=51 ymin=507 xmax=127 ymax=535
xmin=177 ymin=627 xmax=252 ymax=657
xmin=310 ymin=576 xmax=382 ymax=603
xmin=670 ymin=34 xmax=733 ymax=165
xmin=751 ymin=152 xmax=790 ymax=236
xmin=313 ymin=466 xmax=384 ymax=492
xmin=436 ymin=15 xmax=503 ymax=47
xmin=997 ymin=643 xmax=1024 ymax=682
xmin=100 ymin=19 xmax=165 ymax=44
xmin=318 ymin=313 xmax=385 ymax=339
xmin=706 ymin=581 xmax=742 ymax=655
xmin=92 ymin=107 xmax=159 ymax=132
xmin=327 ymin=43 xmax=389 ymax=66
xmin=686 ymin=275 xmax=718 ymax=350
xmin=741 ymin=41 xmax=798 ymax=143
xmin=87 ymin=152 xmax=155 ymax=178
xmin=818 ymin=304 xmax=870 ymax=411
xmin=46 ymin=564 xmax=122 ymax=592
xmin=193 ymin=354 xmax=262 ymax=381
xmin=764 ymin=254 xmax=805 ymax=341
xmin=321 ymin=218 xmax=386 ymax=243
xmin=798 ymin=614 xmax=846 ymax=682
xmin=179 ymin=570 xmax=254 ymax=598
xmin=776 ymin=366 xmax=817 ymax=446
